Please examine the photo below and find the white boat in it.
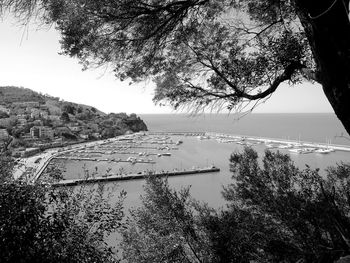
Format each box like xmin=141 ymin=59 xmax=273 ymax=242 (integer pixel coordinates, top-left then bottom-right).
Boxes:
xmin=289 ymin=148 xmax=304 ymax=154
xmin=265 ymin=143 xmax=278 ymax=148
xmin=315 ymin=148 xmax=334 ymax=154
xmin=289 ymin=148 xmax=315 ymax=154
xmin=278 ymin=144 xmax=293 ymax=149
xmin=302 ymin=148 xmax=315 ymax=154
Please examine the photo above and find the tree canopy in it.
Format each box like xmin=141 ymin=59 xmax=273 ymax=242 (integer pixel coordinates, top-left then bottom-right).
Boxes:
xmin=1 ymin=0 xmax=350 ymax=133
xmin=0 ymin=156 xmax=125 ymax=263
xmin=121 ymin=149 xmax=350 ymax=262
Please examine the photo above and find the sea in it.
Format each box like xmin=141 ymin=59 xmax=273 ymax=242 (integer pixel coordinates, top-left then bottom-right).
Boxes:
xmin=140 ymin=113 xmax=350 ymax=146
xmin=58 ymin=113 xmax=350 ymax=209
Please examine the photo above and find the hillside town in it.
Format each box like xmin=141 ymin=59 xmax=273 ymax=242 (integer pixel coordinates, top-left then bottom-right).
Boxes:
xmin=0 ymin=86 xmax=147 ymax=157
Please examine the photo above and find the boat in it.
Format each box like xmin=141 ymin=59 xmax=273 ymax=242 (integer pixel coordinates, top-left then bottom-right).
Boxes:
xmin=315 ymin=148 xmax=334 ymax=154
xmin=302 ymin=148 xmax=316 ymax=154
xmin=289 ymin=148 xmax=304 ymax=154
xmin=265 ymin=143 xmax=278 ymax=149
xmin=278 ymin=144 xmax=293 ymax=149
xmin=289 ymin=148 xmax=315 ymax=154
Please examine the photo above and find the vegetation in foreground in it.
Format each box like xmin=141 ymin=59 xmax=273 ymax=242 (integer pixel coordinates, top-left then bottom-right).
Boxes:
xmin=0 ymin=157 xmax=125 ymax=263
xmin=2 ymin=147 xmax=350 ymax=262
xmin=121 ymin=148 xmax=350 ymax=263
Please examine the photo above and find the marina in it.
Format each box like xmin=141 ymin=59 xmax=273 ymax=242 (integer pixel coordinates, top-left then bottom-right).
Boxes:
xmin=16 ymin=130 xmax=350 ymax=185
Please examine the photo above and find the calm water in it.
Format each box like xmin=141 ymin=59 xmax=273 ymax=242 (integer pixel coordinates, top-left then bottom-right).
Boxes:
xmin=140 ymin=113 xmax=350 ymax=146
xmin=58 ymin=113 xmax=350 ymax=209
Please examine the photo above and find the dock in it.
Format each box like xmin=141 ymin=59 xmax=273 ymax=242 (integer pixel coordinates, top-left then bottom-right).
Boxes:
xmin=51 ymin=166 xmax=220 ymax=186
xmin=52 ymin=156 xmax=156 ymax=164
xmin=205 ymin=132 xmax=350 ymax=152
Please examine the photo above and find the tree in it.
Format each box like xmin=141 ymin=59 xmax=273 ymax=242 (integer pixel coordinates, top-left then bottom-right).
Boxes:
xmin=60 ymin=111 xmax=70 ymax=122
xmin=1 ymin=0 xmax=349 ymax=133
xmin=120 ymin=175 xmax=215 ymax=263
xmin=62 ymin=103 xmax=76 ymax=115
xmin=120 ymin=149 xmax=350 ymax=262
xmin=223 ymin=148 xmax=350 ymax=262
xmin=0 ymin=156 xmax=125 ymax=263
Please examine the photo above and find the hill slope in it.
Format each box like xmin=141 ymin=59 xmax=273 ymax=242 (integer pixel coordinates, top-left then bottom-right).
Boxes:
xmin=0 ymin=86 xmax=147 ymax=154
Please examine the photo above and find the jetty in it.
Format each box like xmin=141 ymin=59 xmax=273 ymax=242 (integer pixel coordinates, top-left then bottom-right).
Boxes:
xmin=51 ymin=166 xmax=220 ymax=187
xmin=205 ymin=132 xmax=350 ymax=153
xmin=148 ymin=131 xmax=206 ymax=136
xmin=52 ymin=156 xmax=156 ymax=164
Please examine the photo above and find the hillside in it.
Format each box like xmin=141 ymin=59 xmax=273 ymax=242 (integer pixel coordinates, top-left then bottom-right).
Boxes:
xmin=0 ymin=86 xmax=147 ymax=156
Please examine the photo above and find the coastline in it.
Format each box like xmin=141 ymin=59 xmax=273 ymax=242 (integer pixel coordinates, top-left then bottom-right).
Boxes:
xmin=14 ymin=130 xmax=350 ymax=184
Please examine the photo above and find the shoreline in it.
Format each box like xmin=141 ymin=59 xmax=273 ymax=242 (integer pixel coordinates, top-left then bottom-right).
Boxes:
xmin=14 ymin=131 xmax=350 ymax=183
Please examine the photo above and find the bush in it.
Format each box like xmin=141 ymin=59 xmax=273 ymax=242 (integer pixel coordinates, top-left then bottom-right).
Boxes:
xmin=121 ymin=148 xmax=350 ymax=262
xmin=0 ymin=156 xmax=125 ymax=263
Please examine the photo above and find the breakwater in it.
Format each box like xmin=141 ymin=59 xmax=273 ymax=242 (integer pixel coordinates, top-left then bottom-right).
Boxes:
xmin=52 ymin=166 xmax=220 ymax=187
xmin=52 ymin=156 xmax=156 ymax=164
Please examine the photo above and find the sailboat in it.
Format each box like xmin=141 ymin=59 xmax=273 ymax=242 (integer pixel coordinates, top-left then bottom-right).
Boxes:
xmin=315 ymin=138 xmax=335 ymax=154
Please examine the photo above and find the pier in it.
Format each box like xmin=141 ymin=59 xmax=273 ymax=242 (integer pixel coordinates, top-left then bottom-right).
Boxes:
xmin=52 ymin=166 xmax=220 ymax=186
xmin=148 ymin=131 xmax=206 ymax=136
xmin=52 ymin=156 xmax=156 ymax=164
xmin=205 ymin=132 xmax=350 ymax=153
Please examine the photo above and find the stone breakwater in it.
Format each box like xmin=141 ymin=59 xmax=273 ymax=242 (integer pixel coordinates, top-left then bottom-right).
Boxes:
xmin=52 ymin=166 xmax=220 ymax=187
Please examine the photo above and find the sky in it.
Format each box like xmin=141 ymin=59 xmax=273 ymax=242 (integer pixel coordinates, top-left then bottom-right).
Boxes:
xmin=0 ymin=16 xmax=334 ymax=115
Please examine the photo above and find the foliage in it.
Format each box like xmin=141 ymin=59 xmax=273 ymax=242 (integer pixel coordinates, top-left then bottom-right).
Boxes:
xmin=0 ymin=1 xmax=314 ymax=112
xmin=62 ymin=103 xmax=76 ymax=115
xmin=121 ymin=149 xmax=350 ymax=262
xmin=0 ymin=155 xmax=125 ymax=263
xmin=120 ymin=175 xmax=214 ymax=263
xmin=0 ymin=110 xmax=9 ymax=118
xmin=222 ymin=148 xmax=350 ymax=262
xmin=60 ymin=111 xmax=70 ymax=122
xmin=2 ymin=1 xmax=350 ymax=134
xmin=0 ymin=155 xmax=15 ymax=183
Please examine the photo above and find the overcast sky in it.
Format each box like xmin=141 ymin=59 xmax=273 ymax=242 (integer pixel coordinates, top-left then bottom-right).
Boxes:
xmin=0 ymin=16 xmax=334 ymax=114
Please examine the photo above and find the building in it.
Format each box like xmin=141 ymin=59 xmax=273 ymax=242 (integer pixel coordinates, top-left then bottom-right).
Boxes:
xmin=30 ymin=126 xmax=54 ymax=139
xmin=39 ymin=126 xmax=54 ymax=139
xmin=30 ymin=126 xmax=40 ymax=138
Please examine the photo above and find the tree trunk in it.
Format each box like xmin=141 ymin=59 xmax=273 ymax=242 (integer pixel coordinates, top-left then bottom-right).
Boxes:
xmin=294 ymin=0 xmax=350 ymax=135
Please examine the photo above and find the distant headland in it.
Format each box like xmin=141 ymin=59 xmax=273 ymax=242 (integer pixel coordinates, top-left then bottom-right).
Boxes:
xmin=0 ymin=86 xmax=147 ymax=157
